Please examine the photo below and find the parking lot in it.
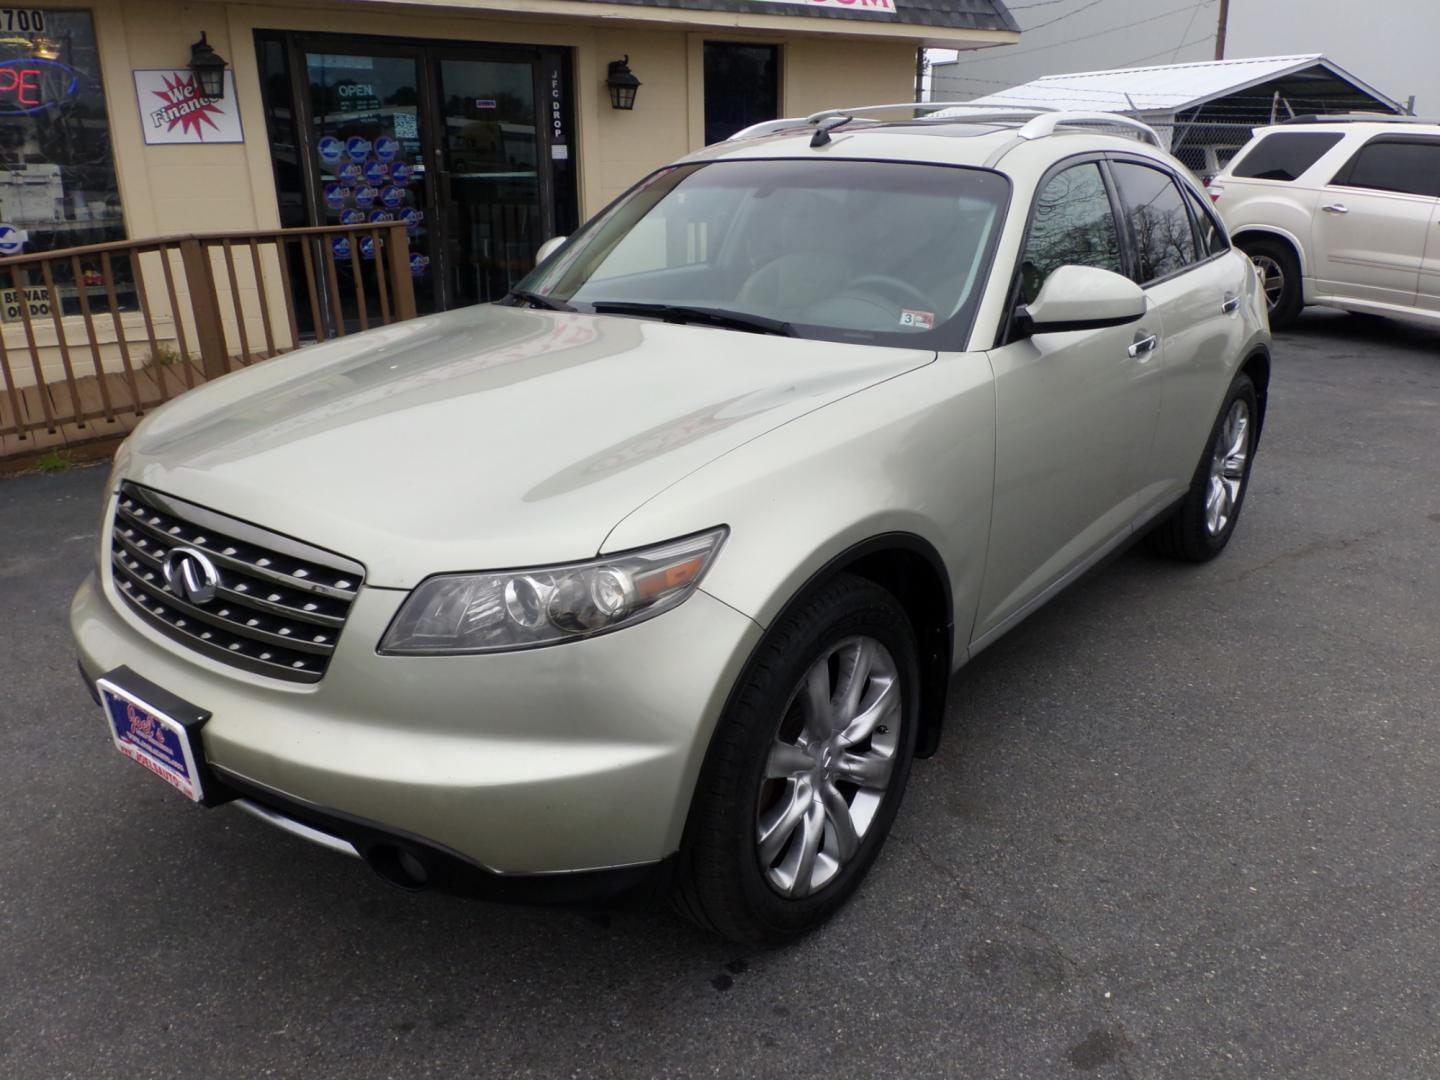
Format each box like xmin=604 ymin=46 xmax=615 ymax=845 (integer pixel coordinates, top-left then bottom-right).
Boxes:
xmin=2 ymin=309 xmax=1438 ymax=1079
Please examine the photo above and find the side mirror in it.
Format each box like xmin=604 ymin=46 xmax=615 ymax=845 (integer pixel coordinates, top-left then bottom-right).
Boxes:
xmin=1021 ymin=265 xmax=1147 ymax=335
xmin=535 ymin=235 xmax=568 ymax=264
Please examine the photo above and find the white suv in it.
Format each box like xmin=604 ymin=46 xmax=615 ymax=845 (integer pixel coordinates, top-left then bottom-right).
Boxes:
xmin=73 ymin=106 xmax=1269 ymax=943
xmin=1212 ymin=115 xmax=1440 ymax=328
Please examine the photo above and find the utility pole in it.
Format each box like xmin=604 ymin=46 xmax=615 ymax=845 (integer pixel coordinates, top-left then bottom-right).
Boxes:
xmin=1215 ymin=0 xmax=1230 ymax=60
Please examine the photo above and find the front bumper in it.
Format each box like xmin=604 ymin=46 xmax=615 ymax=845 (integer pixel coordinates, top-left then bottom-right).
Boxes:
xmin=72 ymin=569 xmax=761 ymax=876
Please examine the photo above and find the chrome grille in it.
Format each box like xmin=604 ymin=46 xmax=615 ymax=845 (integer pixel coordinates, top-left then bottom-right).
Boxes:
xmin=108 ymin=482 xmax=365 ymax=683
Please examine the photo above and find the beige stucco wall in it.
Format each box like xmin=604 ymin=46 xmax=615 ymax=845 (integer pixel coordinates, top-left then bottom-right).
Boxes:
xmin=1 ymin=0 xmax=984 ymax=394
xmin=82 ymin=0 xmax=925 ymax=230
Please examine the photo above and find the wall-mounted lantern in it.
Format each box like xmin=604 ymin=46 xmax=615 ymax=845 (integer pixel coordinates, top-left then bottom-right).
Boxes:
xmin=189 ymin=32 xmax=228 ymax=100
xmin=606 ymin=56 xmax=641 ymax=111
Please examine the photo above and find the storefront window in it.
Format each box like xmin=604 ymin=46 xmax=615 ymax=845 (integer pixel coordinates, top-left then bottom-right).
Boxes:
xmin=0 ymin=9 xmax=124 ymax=257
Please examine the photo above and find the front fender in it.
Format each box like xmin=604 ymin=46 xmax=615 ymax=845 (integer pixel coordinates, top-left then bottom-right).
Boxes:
xmin=600 ymin=353 xmax=996 ymax=654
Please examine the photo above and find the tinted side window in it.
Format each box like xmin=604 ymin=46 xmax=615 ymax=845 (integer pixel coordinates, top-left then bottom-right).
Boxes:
xmin=1232 ymin=132 xmax=1344 ymax=181
xmin=1184 ymin=185 xmax=1229 ymax=256
xmin=1334 ymin=139 xmax=1440 ymax=198
xmin=1111 ymin=163 xmax=1199 ymax=283
xmin=1019 ymin=163 xmax=1123 ymax=304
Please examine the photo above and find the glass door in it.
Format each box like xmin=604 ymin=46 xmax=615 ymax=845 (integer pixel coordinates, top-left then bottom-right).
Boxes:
xmin=432 ymin=56 xmax=545 ymax=306
xmin=258 ymin=33 xmax=578 ymax=318
xmin=303 ymin=49 xmax=437 ymax=314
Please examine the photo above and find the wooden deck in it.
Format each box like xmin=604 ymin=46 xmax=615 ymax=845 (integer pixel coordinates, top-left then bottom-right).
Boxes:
xmin=0 ymin=220 xmax=418 ymax=461
xmin=0 ymin=359 xmax=208 ymax=459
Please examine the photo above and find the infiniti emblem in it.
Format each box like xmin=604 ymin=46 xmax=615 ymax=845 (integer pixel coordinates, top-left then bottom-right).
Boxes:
xmin=162 ymin=547 xmax=220 ymax=605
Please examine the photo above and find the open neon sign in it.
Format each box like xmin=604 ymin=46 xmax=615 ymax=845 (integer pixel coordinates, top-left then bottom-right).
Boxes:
xmin=0 ymin=58 xmax=80 ymax=116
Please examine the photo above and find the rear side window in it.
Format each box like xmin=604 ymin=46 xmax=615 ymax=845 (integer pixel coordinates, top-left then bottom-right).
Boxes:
xmin=1231 ymin=132 xmax=1344 ymax=182
xmin=1018 ymin=162 xmax=1123 ymax=304
xmin=1110 ymin=162 xmax=1198 ymax=284
xmin=1332 ymin=139 xmax=1440 ymax=197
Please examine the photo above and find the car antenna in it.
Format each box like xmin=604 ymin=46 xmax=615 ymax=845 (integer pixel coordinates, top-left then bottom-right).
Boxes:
xmin=810 ymin=115 xmax=852 ymax=148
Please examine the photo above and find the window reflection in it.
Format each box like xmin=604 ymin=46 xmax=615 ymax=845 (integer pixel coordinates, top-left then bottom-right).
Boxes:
xmin=1020 ymin=164 xmax=1122 ymax=304
xmin=1111 ymin=163 xmax=1199 ymax=284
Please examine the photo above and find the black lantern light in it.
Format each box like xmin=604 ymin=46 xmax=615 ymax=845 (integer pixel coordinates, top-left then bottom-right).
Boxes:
xmin=189 ymin=32 xmax=228 ymax=100
xmin=606 ymin=56 xmax=641 ymax=111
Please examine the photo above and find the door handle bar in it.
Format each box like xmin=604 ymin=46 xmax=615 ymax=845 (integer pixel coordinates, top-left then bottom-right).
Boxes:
xmin=1321 ymin=203 xmax=1350 ymax=214
xmin=1221 ymin=295 xmax=1241 ymax=314
xmin=1128 ymin=334 xmax=1159 ymax=358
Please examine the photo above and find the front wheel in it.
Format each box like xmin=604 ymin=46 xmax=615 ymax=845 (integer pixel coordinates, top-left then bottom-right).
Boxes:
xmin=673 ymin=575 xmax=919 ymax=944
xmin=1148 ymin=373 xmax=1259 ymax=563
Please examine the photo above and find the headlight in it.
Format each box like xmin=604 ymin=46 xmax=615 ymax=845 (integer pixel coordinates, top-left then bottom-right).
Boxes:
xmin=377 ymin=527 xmax=727 ymax=655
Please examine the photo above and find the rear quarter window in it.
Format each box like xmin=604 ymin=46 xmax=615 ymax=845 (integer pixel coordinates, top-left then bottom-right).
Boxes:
xmin=1183 ymin=186 xmax=1229 ymax=257
xmin=1332 ymin=139 xmax=1440 ymax=198
xmin=1231 ymin=132 xmax=1345 ymax=182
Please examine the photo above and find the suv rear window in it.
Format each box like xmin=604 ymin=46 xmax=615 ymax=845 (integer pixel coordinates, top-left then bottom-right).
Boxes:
xmin=1231 ymin=132 xmax=1344 ymax=181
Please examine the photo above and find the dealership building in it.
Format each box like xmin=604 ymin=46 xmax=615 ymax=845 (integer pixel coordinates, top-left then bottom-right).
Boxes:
xmin=0 ymin=0 xmax=1017 ymax=323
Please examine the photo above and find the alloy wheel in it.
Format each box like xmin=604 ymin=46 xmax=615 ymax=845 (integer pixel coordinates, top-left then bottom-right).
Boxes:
xmin=1250 ymin=254 xmax=1285 ymax=312
xmin=1206 ymin=398 xmax=1250 ymax=536
xmin=756 ymin=635 xmax=902 ymax=898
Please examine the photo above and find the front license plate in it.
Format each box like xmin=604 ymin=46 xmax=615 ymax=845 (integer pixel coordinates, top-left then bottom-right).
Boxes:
xmin=98 ymin=679 xmax=205 ymax=802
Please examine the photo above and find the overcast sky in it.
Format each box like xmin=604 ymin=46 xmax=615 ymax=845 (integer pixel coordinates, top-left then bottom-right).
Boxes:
xmin=929 ymin=0 xmax=1437 ymax=112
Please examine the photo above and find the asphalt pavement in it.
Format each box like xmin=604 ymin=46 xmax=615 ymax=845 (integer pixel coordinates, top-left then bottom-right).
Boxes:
xmin=2 ymin=309 xmax=1438 ymax=1079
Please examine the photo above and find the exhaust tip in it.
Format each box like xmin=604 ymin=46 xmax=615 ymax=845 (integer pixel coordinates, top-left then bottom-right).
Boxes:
xmin=366 ymin=844 xmax=432 ymax=890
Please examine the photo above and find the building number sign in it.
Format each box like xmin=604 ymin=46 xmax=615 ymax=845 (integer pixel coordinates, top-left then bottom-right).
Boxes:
xmin=0 ymin=8 xmax=45 ymax=32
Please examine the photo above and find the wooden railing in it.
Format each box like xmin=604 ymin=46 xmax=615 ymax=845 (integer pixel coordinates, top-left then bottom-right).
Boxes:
xmin=0 ymin=222 xmax=417 ymax=453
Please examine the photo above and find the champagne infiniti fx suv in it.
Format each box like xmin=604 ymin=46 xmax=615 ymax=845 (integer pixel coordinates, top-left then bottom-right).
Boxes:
xmin=72 ymin=107 xmax=1271 ymax=944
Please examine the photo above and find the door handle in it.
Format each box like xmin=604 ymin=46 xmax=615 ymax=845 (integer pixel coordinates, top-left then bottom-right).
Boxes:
xmin=1321 ymin=203 xmax=1350 ymax=214
xmin=1221 ymin=294 xmax=1241 ymax=314
xmin=1128 ymin=333 xmax=1159 ymax=358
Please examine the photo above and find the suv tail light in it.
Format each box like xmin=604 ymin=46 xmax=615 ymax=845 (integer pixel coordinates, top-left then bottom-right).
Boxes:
xmin=1207 ymin=184 xmax=1225 ymax=203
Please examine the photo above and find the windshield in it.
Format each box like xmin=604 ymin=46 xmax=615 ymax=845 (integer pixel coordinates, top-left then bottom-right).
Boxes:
xmin=515 ymin=159 xmax=1010 ymax=348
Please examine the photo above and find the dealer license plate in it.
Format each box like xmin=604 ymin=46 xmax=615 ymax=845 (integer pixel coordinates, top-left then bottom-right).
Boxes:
xmin=98 ymin=679 xmax=205 ymax=802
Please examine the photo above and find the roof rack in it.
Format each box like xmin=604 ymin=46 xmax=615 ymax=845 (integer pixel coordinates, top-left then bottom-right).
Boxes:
xmin=726 ymin=102 xmax=1165 ymax=148
xmin=725 ymin=117 xmax=824 ymax=141
xmin=805 ymin=102 xmax=1053 ymax=123
xmin=1011 ymin=111 xmax=1165 ymax=147
xmin=1280 ymin=112 xmax=1434 ymax=125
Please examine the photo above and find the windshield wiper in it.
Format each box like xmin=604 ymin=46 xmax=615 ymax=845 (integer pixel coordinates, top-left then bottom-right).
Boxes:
xmin=589 ymin=302 xmax=795 ymax=337
xmin=504 ymin=288 xmax=573 ymax=311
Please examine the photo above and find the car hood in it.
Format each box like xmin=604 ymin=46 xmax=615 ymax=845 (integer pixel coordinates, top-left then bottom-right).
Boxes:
xmin=124 ymin=305 xmax=933 ymax=587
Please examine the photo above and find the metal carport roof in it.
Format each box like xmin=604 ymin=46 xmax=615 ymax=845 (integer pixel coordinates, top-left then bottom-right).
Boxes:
xmin=931 ymin=54 xmax=1403 ymax=118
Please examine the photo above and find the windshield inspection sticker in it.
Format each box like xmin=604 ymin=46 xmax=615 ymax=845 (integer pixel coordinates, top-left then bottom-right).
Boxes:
xmin=899 ymin=309 xmax=935 ymax=330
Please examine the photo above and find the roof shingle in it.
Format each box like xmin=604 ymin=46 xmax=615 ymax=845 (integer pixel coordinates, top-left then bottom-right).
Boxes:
xmin=592 ymin=0 xmax=1018 ymax=33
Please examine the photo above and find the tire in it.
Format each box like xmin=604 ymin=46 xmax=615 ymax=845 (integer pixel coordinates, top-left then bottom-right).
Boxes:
xmin=673 ymin=574 xmax=920 ymax=944
xmin=1238 ymin=237 xmax=1303 ymax=329
xmin=1148 ymin=372 xmax=1259 ymax=563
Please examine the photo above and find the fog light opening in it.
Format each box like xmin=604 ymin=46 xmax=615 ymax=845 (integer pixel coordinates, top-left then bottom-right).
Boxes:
xmin=366 ymin=844 xmax=432 ymax=890
xmin=397 ymin=849 xmax=429 ymax=885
